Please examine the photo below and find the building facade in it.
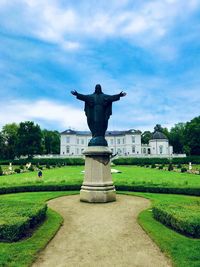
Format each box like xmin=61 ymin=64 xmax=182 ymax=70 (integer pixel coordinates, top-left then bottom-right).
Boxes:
xmin=60 ymin=129 xmax=178 ymax=157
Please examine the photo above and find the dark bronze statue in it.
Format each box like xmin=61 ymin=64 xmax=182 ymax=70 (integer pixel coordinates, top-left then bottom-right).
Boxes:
xmin=71 ymin=84 xmax=126 ymax=146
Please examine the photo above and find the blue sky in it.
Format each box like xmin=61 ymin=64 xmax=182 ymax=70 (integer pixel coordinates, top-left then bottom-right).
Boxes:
xmin=0 ymin=0 xmax=200 ymax=132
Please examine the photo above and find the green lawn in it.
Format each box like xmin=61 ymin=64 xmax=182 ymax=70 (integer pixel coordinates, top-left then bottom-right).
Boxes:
xmin=122 ymin=192 xmax=200 ymax=267
xmin=0 ymin=165 xmax=200 ymax=189
xmin=0 ymin=191 xmax=78 ymax=267
xmin=113 ymin=166 xmax=200 ymax=188
xmin=0 ymin=191 xmax=199 ymax=267
xmin=0 ymin=166 xmax=83 ymax=186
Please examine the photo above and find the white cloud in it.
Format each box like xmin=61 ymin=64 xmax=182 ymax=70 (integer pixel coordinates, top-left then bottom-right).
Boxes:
xmin=1 ymin=0 xmax=199 ymax=55
xmin=0 ymin=99 xmax=87 ymax=130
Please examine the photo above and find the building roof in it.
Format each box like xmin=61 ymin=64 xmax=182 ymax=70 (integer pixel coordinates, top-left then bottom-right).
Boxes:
xmin=152 ymin=131 xmax=168 ymax=140
xmin=61 ymin=129 xmax=141 ymax=136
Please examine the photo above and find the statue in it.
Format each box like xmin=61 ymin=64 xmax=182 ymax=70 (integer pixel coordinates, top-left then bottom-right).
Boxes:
xmin=71 ymin=84 xmax=126 ymax=146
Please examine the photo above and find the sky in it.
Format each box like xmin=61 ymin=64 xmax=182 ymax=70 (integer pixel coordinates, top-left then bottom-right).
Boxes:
xmin=0 ymin=0 xmax=200 ymax=133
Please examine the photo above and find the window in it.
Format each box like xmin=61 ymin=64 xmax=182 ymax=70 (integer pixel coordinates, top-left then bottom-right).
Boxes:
xmin=132 ymin=145 xmax=135 ymax=153
xmin=76 ymin=148 xmax=79 ymax=155
xmin=159 ymin=145 xmax=163 ymax=154
xmin=110 ymin=139 xmax=113 ymax=145
xmin=66 ymin=136 xmax=70 ymax=143
xmin=66 ymin=146 xmax=70 ymax=154
xmin=122 ymin=138 xmax=125 ymax=144
xmin=132 ymin=136 xmax=135 ymax=143
xmin=81 ymin=148 xmax=84 ymax=153
xmin=117 ymin=139 xmax=120 ymax=144
xmin=81 ymin=139 xmax=84 ymax=145
xmin=143 ymin=148 xmax=146 ymax=154
xmin=77 ymin=138 xmax=79 ymax=144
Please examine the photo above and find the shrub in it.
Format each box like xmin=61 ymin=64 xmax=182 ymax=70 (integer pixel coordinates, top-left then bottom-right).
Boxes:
xmin=0 ymin=158 xmax=85 ymax=166
xmin=28 ymin=166 xmax=34 ymax=172
xmin=112 ymin=156 xmax=200 ymax=165
xmin=0 ymin=184 xmax=199 ymax=196
xmin=14 ymin=168 xmax=21 ymax=173
xmin=158 ymin=165 xmax=163 ymax=170
xmin=46 ymin=163 xmax=50 ymax=169
xmin=181 ymin=167 xmax=187 ymax=173
xmin=20 ymin=165 xmax=24 ymax=170
xmin=151 ymin=164 xmax=156 ymax=168
xmin=168 ymin=163 xmax=174 ymax=171
xmin=0 ymin=200 xmax=47 ymax=242
xmin=0 ymin=166 xmax=3 ymax=176
xmin=113 ymin=157 xmax=170 ymax=165
xmin=177 ymin=164 xmax=182 ymax=169
xmin=152 ymin=202 xmax=200 ymax=238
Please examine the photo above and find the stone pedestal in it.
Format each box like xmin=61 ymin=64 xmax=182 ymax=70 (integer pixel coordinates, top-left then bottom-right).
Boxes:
xmin=80 ymin=146 xmax=116 ymax=203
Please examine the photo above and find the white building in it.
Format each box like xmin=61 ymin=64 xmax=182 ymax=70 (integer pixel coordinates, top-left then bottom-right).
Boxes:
xmin=60 ymin=129 xmax=183 ymax=157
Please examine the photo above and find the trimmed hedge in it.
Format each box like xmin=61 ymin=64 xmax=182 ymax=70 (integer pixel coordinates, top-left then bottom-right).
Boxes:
xmin=152 ymin=202 xmax=200 ymax=238
xmin=113 ymin=157 xmax=170 ymax=165
xmin=115 ymin=185 xmax=200 ymax=196
xmin=0 ymin=184 xmax=81 ymax=195
xmin=1 ymin=156 xmax=200 ymax=166
xmin=0 ymin=158 xmax=85 ymax=166
xmin=113 ymin=156 xmax=200 ymax=165
xmin=0 ymin=200 xmax=47 ymax=242
xmin=0 ymin=184 xmax=199 ymax=196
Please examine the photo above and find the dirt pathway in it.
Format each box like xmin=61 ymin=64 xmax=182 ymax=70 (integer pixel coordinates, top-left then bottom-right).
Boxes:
xmin=32 ymin=194 xmax=171 ymax=267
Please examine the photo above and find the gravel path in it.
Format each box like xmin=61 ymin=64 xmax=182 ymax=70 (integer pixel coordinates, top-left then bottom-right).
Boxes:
xmin=32 ymin=194 xmax=171 ymax=267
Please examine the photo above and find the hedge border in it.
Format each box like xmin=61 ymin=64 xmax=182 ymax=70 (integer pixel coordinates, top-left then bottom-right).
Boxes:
xmin=0 ymin=184 xmax=199 ymax=196
xmin=0 ymin=201 xmax=47 ymax=242
xmin=0 ymin=158 xmax=85 ymax=166
xmin=113 ymin=156 xmax=200 ymax=165
xmin=152 ymin=203 xmax=200 ymax=238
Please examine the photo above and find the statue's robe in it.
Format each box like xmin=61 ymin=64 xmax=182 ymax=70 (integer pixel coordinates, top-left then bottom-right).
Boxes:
xmin=76 ymin=92 xmax=120 ymax=137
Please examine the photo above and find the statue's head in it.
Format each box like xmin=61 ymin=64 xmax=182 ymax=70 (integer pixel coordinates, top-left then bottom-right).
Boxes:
xmin=95 ymin=84 xmax=102 ymax=94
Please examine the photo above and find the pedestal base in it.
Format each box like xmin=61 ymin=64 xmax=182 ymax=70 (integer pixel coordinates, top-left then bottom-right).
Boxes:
xmin=80 ymin=146 xmax=116 ymax=203
xmin=80 ymin=188 xmax=116 ymax=203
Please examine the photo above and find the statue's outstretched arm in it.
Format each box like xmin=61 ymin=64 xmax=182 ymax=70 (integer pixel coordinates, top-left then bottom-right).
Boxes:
xmin=108 ymin=91 xmax=126 ymax=102
xmin=119 ymin=91 xmax=126 ymax=97
xmin=71 ymin=90 xmax=89 ymax=101
xmin=71 ymin=90 xmax=78 ymax=96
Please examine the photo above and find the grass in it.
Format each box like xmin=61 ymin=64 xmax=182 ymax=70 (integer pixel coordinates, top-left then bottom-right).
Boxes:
xmin=0 ymin=166 xmax=200 ymax=190
xmin=122 ymin=192 xmax=200 ymax=267
xmin=152 ymin=201 xmax=200 ymax=238
xmin=0 ymin=166 xmax=83 ymax=186
xmin=0 ymin=190 xmax=199 ymax=266
xmin=0 ymin=191 xmax=78 ymax=267
xmin=0 ymin=199 xmax=47 ymax=241
xmin=112 ymin=166 xmax=200 ymax=188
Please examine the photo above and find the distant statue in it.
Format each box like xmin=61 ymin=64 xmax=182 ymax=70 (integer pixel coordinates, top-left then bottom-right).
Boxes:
xmin=71 ymin=84 xmax=126 ymax=146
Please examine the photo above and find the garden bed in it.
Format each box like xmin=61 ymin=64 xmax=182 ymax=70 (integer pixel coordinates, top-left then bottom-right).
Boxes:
xmin=152 ymin=201 xmax=200 ymax=238
xmin=0 ymin=199 xmax=47 ymax=241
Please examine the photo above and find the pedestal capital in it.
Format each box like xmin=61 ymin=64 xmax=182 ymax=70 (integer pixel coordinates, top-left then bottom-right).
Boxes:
xmin=83 ymin=146 xmax=112 ymax=156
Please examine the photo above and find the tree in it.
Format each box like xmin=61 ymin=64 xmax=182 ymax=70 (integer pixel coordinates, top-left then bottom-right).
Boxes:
xmin=1 ymin=123 xmax=19 ymax=159
xmin=154 ymin=124 xmax=163 ymax=132
xmin=141 ymin=131 xmax=152 ymax=144
xmin=184 ymin=116 xmax=200 ymax=155
xmin=153 ymin=124 xmax=170 ymax=138
xmin=16 ymin=121 xmax=43 ymax=158
xmin=0 ymin=133 xmax=6 ymax=159
xmin=169 ymin=123 xmax=186 ymax=154
xmin=42 ymin=130 xmax=60 ymax=154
